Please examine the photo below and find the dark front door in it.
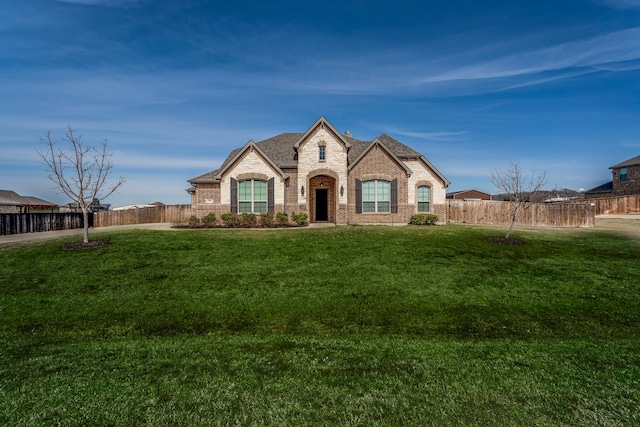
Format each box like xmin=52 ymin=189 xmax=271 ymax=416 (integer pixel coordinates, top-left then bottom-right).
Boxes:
xmin=315 ymin=189 xmax=328 ymax=221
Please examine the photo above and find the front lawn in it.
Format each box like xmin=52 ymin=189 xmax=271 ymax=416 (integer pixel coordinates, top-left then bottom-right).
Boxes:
xmin=1 ymin=225 xmax=639 ymax=425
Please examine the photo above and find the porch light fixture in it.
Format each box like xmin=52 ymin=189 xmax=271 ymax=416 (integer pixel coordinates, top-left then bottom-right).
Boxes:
xmin=340 ymin=185 xmax=344 ymax=197
xmin=301 ymin=185 xmax=304 ymax=196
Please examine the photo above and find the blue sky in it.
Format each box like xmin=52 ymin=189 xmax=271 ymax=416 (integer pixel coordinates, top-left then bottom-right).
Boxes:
xmin=2 ymin=0 xmax=640 ymax=206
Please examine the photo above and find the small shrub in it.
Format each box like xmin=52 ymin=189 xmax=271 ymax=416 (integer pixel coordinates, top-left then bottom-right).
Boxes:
xmin=276 ymin=211 xmax=289 ymax=225
xmin=410 ymin=214 xmax=426 ymax=225
xmin=410 ymin=214 xmax=439 ymax=225
xmin=291 ymin=212 xmax=308 ymax=226
xmin=202 ymin=212 xmax=217 ymax=228
xmin=260 ymin=212 xmax=274 ymax=227
xmin=221 ymin=212 xmax=237 ymax=227
xmin=188 ymin=215 xmax=201 ymax=228
xmin=240 ymin=212 xmax=257 ymax=226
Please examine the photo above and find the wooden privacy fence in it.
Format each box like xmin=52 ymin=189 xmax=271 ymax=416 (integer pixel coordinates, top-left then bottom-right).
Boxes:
xmin=94 ymin=205 xmax=193 ymax=227
xmin=0 ymin=213 xmax=85 ymax=235
xmin=572 ymin=195 xmax=640 ymax=215
xmin=447 ymin=200 xmax=595 ymax=228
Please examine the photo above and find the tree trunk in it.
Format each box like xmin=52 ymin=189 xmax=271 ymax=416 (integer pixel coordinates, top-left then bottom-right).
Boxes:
xmin=82 ymin=209 xmax=90 ymax=243
xmin=505 ymin=208 xmax=518 ymax=238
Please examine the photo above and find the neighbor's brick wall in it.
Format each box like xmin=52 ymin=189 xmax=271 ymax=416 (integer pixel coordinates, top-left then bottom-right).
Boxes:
xmin=613 ymin=165 xmax=640 ymax=196
xmin=348 ymin=144 xmax=410 ymax=224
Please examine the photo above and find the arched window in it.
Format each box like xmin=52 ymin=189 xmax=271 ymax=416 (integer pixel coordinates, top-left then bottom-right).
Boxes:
xmin=238 ymin=179 xmax=267 ymax=213
xmin=417 ymin=185 xmax=431 ymax=212
xmin=363 ymin=180 xmax=390 ymax=213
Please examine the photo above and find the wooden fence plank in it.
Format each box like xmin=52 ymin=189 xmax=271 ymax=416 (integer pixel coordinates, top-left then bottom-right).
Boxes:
xmin=93 ymin=205 xmax=193 ymax=227
xmin=572 ymin=195 xmax=640 ymax=215
xmin=0 ymin=213 xmax=85 ymax=235
xmin=446 ymin=200 xmax=594 ymax=228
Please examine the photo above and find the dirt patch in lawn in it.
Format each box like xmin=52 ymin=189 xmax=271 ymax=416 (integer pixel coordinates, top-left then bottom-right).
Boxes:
xmin=62 ymin=240 xmax=110 ymax=250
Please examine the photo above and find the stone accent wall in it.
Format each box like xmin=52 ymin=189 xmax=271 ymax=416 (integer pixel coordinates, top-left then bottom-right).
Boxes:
xmin=220 ymin=148 xmax=286 ymax=207
xmin=348 ymin=145 xmax=410 ymax=224
xmin=405 ymin=159 xmax=448 ymax=222
xmin=297 ymin=127 xmax=348 ymax=222
xmin=613 ymin=165 xmax=640 ymax=196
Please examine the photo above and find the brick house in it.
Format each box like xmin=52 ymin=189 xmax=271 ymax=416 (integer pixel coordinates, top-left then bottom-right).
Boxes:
xmin=446 ymin=189 xmax=492 ymax=201
xmin=187 ymin=117 xmax=449 ymax=224
xmin=585 ymin=155 xmax=640 ymax=198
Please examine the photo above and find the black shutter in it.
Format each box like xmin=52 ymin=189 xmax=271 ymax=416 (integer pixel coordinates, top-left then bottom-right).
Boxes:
xmin=267 ymin=178 xmax=275 ymax=213
xmin=391 ymin=178 xmax=398 ymax=213
xmin=230 ymin=178 xmax=238 ymax=213
xmin=355 ymin=179 xmax=362 ymax=214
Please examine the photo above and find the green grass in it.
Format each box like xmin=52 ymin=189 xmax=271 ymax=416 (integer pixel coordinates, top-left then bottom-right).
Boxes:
xmin=1 ymin=225 xmax=639 ymax=425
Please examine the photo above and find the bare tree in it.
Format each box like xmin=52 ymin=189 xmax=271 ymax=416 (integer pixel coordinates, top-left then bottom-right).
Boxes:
xmin=489 ymin=162 xmax=548 ymax=239
xmin=38 ymin=126 xmax=125 ymax=243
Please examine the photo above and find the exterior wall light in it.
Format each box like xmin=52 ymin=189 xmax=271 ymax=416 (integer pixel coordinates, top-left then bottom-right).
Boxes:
xmin=340 ymin=185 xmax=344 ymax=197
xmin=301 ymin=185 xmax=305 ymax=196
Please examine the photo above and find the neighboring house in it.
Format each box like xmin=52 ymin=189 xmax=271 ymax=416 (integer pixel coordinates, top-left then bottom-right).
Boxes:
xmin=113 ymin=202 xmax=164 ymax=211
xmin=187 ymin=117 xmax=449 ymax=224
xmin=59 ymin=198 xmax=111 ymax=213
xmin=585 ymin=155 xmax=640 ymax=198
xmin=446 ymin=189 xmax=492 ymax=201
xmin=0 ymin=190 xmax=58 ymax=213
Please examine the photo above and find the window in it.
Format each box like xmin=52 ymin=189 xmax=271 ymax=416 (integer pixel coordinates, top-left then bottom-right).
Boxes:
xmin=417 ymin=186 xmax=431 ymax=212
xmin=319 ymin=146 xmax=326 ymax=161
xmin=362 ymin=180 xmax=390 ymax=213
xmin=238 ymin=179 xmax=267 ymax=213
xmin=620 ymin=167 xmax=628 ymax=181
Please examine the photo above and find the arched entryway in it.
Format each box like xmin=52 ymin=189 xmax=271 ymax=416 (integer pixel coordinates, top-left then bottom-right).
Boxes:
xmin=309 ymin=175 xmax=336 ymax=223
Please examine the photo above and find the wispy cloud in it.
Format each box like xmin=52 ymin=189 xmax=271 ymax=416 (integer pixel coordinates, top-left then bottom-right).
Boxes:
xmin=422 ymin=27 xmax=640 ymax=83
xmin=385 ymin=129 xmax=469 ymax=142
xmin=54 ymin=0 xmax=146 ymax=7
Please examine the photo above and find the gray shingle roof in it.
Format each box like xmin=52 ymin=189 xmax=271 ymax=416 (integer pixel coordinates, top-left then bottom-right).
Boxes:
xmin=188 ymin=123 xmax=445 ymax=185
xmin=377 ymin=134 xmax=422 ymax=158
xmin=254 ymin=133 xmax=302 ymax=168
xmin=585 ymin=181 xmax=613 ymax=193
xmin=22 ymin=196 xmax=56 ymax=206
xmin=610 ymin=155 xmax=640 ymax=169
xmin=0 ymin=190 xmax=30 ymax=205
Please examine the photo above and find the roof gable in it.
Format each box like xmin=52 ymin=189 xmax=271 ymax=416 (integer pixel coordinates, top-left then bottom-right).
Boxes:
xmin=293 ymin=116 xmax=352 ymax=151
xmin=348 ymin=138 xmax=413 ymax=175
xmin=216 ymin=140 xmax=288 ymax=180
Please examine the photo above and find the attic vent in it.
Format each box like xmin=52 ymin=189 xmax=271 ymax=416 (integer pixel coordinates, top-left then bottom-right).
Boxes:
xmin=344 ymin=131 xmax=352 ymax=137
